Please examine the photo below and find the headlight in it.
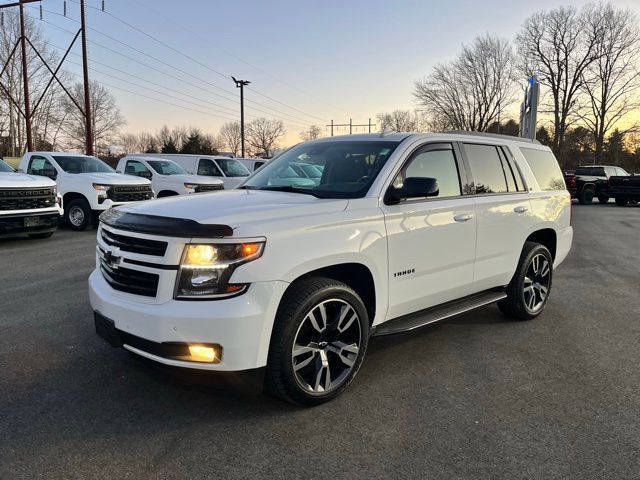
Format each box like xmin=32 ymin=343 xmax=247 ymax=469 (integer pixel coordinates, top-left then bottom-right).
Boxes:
xmin=184 ymin=183 xmax=197 ymax=189
xmin=175 ymin=242 xmax=265 ymax=299
xmin=93 ymin=183 xmax=112 ymax=191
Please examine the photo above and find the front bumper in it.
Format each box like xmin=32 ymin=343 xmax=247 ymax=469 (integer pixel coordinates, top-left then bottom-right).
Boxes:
xmin=89 ymin=270 xmax=289 ymax=371
xmin=0 ymin=211 xmax=61 ymax=235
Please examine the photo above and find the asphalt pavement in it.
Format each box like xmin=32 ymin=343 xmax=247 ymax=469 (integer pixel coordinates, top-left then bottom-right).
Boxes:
xmin=1 ymin=203 xmax=639 ymax=479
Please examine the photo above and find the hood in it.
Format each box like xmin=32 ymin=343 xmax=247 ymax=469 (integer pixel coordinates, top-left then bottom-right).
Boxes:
xmin=161 ymin=173 xmax=223 ymax=185
xmin=221 ymin=177 xmax=246 ymax=189
xmin=80 ymin=172 xmax=152 ymax=185
xmin=121 ymin=189 xmax=348 ymax=232
xmin=0 ymin=171 xmax=57 ymax=188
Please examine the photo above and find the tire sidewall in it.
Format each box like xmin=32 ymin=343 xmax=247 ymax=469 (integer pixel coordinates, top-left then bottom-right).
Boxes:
xmin=518 ymin=244 xmax=554 ymax=317
xmin=66 ymin=199 xmax=92 ymax=231
xmin=276 ymin=283 xmax=369 ymax=405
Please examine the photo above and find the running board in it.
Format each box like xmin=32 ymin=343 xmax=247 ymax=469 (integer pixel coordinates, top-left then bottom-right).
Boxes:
xmin=373 ymin=290 xmax=507 ymax=337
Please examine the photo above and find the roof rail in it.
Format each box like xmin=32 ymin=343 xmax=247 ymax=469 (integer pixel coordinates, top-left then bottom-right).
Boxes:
xmin=443 ymin=131 xmax=541 ymax=145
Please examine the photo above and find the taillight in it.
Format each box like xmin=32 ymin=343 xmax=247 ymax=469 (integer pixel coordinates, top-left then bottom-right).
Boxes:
xmin=569 ymin=176 xmax=576 ymax=187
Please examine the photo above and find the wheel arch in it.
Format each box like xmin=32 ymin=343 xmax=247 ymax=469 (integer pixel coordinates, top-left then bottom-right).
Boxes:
xmin=157 ymin=190 xmax=179 ymax=197
xmin=63 ymin=191 xmax=89 ymax=206
xmin=525 ymin=228 xmax=557 ymax=260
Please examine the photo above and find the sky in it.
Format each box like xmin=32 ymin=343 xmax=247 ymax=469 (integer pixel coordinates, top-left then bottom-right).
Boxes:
xmin=23 ymin=0 xmax=640 ymax=147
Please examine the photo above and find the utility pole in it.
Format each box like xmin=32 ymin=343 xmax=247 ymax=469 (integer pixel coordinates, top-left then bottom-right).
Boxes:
xmin=19 ymin=0 xmax=33 ymax=151
xmin=80 ymin=0 xmax=93 ymax=155
xmin=232 ymin=76 xmax=250 ymax=157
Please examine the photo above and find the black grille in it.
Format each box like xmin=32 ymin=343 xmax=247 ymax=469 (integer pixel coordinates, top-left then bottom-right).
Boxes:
xmin=0 ymin=187 xmax=56 ymax=211
xmin=107 ymin=184 xmax=153 ymax=202
xmin=100 ymin=257 xmax=159 ymax=297
xmin=195 ymin=184 xmax=224 ymax=193
xmin=101 ymin=228 xmax=167 ymax=256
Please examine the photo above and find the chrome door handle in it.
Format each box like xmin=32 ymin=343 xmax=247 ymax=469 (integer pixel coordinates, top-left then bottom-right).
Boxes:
xmin=514 ymin=206 xmax=529 ymax=214
xmin=454 ymin=213 xmax=473 ymax=222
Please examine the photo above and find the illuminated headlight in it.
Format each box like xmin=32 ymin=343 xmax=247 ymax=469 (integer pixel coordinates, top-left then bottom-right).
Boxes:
xmin=175 ymin=242 xmax=265 ymax=299
xmin=92 ymin=183 xmax=112 ymax=191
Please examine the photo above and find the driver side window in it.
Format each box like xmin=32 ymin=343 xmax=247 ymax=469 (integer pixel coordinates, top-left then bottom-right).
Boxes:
xmin=125 ymin=160 xmax=150 ymax=177
xmin=28 ymin=156 xmax=56 ymax=176
xmin=393 ymin=145 xmax=461 ymax=198
xmin=197 ymin=159 xmax=222 ymax=176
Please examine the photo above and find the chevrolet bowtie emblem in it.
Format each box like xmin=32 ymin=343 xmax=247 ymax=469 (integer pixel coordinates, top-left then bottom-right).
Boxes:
xmin=104 ymin=250 xmax=121 ymax=267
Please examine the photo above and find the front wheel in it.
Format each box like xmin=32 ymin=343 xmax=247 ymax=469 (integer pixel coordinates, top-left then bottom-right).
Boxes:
xmin=498 ymin=242 xmax=553 ymax=321
xmin=265 ymin=277 xmax=369 ymax=406
xmin=578 ymin=187 xmax=594 ymax=205
xmin=66 ymin=199 xmax=93 ymax=231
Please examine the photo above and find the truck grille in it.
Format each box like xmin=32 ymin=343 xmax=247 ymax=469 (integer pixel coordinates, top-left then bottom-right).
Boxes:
xmin=100 ymin=256 xmax=159 ymax=297
xmin=107 ymin=184 xmax=153 ymax=202
xmin=0 ymin=187 xmax=56 ymax=211
xmin=101 ymin=228 xmax=167 ymax=256
xmin=195 ymin=184 xmax=224 ymax=193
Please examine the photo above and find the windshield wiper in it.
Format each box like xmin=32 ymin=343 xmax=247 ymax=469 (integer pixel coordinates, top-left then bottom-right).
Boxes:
xmin=248 ymin=185 xmax=329 ymax=198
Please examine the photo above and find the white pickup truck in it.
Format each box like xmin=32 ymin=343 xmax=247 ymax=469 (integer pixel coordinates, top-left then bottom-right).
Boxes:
xmin=19 ymin=152 xmax=153 ymax=231
xmin=90 ymin=132 xmax=573 ymax=405
xmin=0 ymin=158 xmax=62 ymax=239
xmin=117 ymin=156 xmax=225 ymax=197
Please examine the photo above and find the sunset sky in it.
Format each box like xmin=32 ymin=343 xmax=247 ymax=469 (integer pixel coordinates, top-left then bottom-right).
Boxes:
xmin=24 ymin=0 xmax=640 ymax=147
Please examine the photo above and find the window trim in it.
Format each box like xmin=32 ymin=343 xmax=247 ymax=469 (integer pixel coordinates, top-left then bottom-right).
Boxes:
xmin=28 ymin=155 xmax=57 ymax=176
xmin=460 ymin=142 xmax=516 ymax=196
xmin=383 ymin=141 xmax=469 ymax=206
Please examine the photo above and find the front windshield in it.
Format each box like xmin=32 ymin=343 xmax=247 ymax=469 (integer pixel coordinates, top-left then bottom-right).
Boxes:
xmin=241 ymin=140 xmax=400 ymax=199
xmin=0 ymin=160 xmax=15 ymax=173
xmin=217 ymin=158 xmax=250 ymax=177
xmin=53 ymin=155 xmax=114 ymax=173
xmin=147 ymin=160 xmax=187 ymax=175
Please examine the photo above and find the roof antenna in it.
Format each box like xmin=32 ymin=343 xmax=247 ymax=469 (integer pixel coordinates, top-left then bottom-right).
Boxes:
xmin=63 ymin=0 xmax=67 ymax=17
xmin=39 ymin=1 xmax=43 ymax=20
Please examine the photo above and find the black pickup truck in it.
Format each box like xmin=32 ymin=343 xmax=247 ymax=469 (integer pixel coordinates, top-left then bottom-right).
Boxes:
xmin=608 ymin=175 xmax=640 ymax=206
xmin=564 ymin=165 xmax=630 ymax=204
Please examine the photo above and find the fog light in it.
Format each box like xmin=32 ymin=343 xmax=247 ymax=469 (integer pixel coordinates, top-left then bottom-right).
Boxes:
xmin=188 ymin=344 xmax=219 ymax=363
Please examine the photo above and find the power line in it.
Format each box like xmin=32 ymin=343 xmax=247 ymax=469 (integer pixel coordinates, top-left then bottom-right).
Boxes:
xmin=30 ymin=11 xmax=318 ymax=128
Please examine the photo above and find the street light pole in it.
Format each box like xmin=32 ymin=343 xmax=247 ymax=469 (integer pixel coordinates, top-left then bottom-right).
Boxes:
xmin=232 ymin=76 xmax=250 ymax=157
xmin=19 ymin=0 xmax=33 ymax=151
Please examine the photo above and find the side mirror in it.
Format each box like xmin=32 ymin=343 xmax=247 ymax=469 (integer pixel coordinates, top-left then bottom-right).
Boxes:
xmin=43 ymin=167 xmax=57 ymax=180
xmin=139 ymin=170 xmax=152 ymax=179
xmin=386 ymin=177 xmax=439 ymax=204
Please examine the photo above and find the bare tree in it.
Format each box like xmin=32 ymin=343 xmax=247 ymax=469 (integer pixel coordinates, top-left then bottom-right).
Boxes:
xmin=246 ymin=118 xmax=285 ymax=158
xmin=516 ymin=6 xmax=602 ymax=161
xmin=376 ymin=110 xmax=422 ymax=132
xmin=299 ymin=125 xmax=322 ymax=141
xmin=62 ymin=81 xmax=125 ymax=153
xmin=119 ymin=133 xmax=139 ymax=153
xmin=219 ymin=121 xmax=242 ymax=156
xmin=414 ymin=34 xmax=515 ymax=133
xmin=578 ymin=3 xmax=640 ymax=162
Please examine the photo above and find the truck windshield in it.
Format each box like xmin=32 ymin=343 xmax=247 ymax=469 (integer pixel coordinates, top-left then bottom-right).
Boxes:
xmin=53 ymin=155 xmax=114 ymax=173
xmin=216 ymin=158 xmax=250 ymax=177
xmin=147 ymin=160 xmax=187 ymax=175
xmin=0 ymin=160 xmax=15 ymax=172
xmin=240 ymin=140 xmax=400 ymax=199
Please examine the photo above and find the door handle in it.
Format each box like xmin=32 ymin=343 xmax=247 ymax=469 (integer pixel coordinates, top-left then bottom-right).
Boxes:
xmin=514 ymin=206 xmax=529 ymax=214
xmin=454 ymin=213 xmax=473 ymax=222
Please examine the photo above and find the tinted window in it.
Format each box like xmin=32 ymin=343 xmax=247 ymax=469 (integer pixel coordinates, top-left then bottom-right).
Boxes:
xmin=464 ymin=144 xmax=508 ymax=194
xmin=53 ymin=155 xmax=113 ymax=173
xmin=520 ymin=147 xmax=566 ymax=191
xmin=393 ymin=146 xmax=461 ymax=198
xmin=125 ymin=160 xmax=150 ymax=176
xmin=147 ymin=160 xmax=186 ymax=175
xmin=198 ymin=159 xmax=222 ymax=176
xmin=575 ymin=166 xmax=605 ymax=176
xmin=0 ymin=160 xmax=14 ymax=172
xmin=254 ymin=161 xmax=265 ymax=170
xmin=242 ymin=141 xmax=399 ymax=199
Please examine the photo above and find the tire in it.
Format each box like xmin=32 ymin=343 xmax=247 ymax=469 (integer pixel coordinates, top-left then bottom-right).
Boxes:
xmin=28 ymin=231 xmax=54 ymax=239
xmin=578 ymin=187 xmax=594 ymax=205
xmin=598 ymin=195 xmax=609 ymax=204
xmin=65 ymin=199 xmax=93 ymax=231
xmin=615 ymin=197 xmax=628 ymax=207
xmin=265 ymin=277 xmax=369 ymax=406
xmin=498 ymin=242 xmax=553 ymax=321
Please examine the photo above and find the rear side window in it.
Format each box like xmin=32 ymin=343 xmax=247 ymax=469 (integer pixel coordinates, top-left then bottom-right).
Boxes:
xmin=520 ymin=147 xmax=565 ymax=191
xmin=463 ymin=144 xmax=508 ymax=194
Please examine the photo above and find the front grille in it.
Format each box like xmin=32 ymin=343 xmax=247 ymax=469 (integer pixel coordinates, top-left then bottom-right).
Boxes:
xmin=100 ymin=257 xmax=159 ymax=297
xmin=0 ymin=187 xmax=56 ymax=211
xmin=101 ymin=228 xmax=167 ymax=256
xmin=107 ymin=184 xmax=153 ymax=202
xmin=195 ymin=184 xmax=224 ymax=193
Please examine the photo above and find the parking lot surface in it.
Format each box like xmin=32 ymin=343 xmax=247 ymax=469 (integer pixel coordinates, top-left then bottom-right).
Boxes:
xmin=1 ymin=204 xmax=639 ymax=479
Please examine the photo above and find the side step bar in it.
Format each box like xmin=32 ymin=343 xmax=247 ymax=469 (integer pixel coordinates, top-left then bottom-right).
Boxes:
xmin=373 ymin=289 xmax=507 ymax=337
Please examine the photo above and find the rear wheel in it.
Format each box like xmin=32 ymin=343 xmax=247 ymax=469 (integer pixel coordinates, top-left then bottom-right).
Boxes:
xmin=615 ymin=197 xmax=628 ymax=207
xmin=498 ymin=242 xmax=553 ymax=321
xmin=578 ymin=187 xmax=594 ymax=205
xmin=598 ymin=195 xmax=609 ymax=204
xmin=265 ymin=277 xmax=369 ymax=406
xmin=66 ymin=199 xmax=93 ymax=231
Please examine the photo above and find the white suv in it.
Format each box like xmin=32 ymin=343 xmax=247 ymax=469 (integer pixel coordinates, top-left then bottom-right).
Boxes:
xmin=89 ymin=133 xmax=573 ymax=405
xmin=19 ymin=152 xmax=153 ymax=231
xmin=117 ymin=156 xmax=225 ymax=197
